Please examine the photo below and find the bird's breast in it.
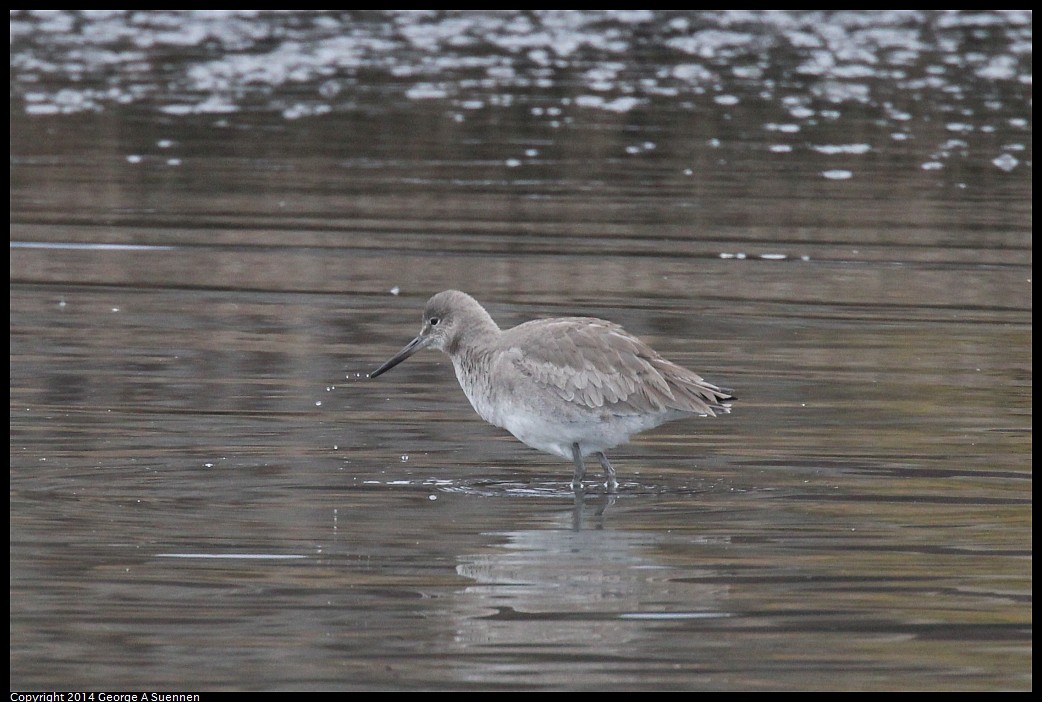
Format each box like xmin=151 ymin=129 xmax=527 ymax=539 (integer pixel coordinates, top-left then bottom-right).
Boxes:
xmin=451 ymin=352 xmax=503 ymax=427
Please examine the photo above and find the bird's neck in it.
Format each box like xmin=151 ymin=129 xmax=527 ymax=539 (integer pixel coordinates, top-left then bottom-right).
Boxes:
xmin=450 ymin=339 xmax=501 ymax=428
xmin=446 ymin=318 xmax=502 ymax=426
xmin=445 ymin=311 xmax=499 ymax=357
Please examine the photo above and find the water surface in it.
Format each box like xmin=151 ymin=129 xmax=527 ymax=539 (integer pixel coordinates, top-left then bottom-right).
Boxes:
xmin=10 ymin=10 xmax=1031 ymax=691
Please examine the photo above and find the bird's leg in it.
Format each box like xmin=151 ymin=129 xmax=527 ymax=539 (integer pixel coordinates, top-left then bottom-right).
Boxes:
xmin=596 ymin=452 xmax=618 ymax=493
xmin=570 ymin=442 xmax=587 ymax=490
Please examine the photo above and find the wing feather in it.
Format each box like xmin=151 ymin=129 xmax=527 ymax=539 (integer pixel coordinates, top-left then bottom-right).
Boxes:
xmin=506 ymin=318 xmax=732 ymax=416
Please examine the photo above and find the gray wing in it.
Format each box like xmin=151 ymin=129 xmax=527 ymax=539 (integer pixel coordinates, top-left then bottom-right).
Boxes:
xmin=505 ymin=318 xmax=733 ymax=416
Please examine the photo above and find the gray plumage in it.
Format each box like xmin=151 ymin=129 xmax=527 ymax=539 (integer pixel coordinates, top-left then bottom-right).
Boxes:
xmin=370 ymin=290 xmax=734 ymax=491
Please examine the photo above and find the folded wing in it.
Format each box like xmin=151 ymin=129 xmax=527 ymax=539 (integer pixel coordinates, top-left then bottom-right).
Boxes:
xmin=506 ymin=318 xmax=733 ymax=416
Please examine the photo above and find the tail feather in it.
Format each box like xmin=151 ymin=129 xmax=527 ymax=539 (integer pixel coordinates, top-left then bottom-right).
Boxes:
xmin=669 ymin=372 xmax=735 ymax=417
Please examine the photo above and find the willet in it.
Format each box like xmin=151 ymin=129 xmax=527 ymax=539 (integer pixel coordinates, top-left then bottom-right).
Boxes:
xmin=369 ymin=290 xmax=734 ymax=492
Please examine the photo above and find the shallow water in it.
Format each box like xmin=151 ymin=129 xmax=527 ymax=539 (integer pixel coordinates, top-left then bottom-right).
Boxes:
xmin=10 ymin=11 xmax=1031 ymax=691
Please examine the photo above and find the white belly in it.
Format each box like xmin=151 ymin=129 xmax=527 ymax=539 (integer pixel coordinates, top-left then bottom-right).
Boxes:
xmin=453 ymin=355 xmax=676 ymax=459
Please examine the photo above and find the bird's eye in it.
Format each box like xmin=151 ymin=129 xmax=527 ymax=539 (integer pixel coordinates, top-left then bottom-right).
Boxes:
xmin=429 ymin=317 xmax=440 ymax=326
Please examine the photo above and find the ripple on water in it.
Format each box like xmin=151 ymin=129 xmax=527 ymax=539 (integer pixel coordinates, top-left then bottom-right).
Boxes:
xmin=357 ymin=477 xmax=722 ymax=499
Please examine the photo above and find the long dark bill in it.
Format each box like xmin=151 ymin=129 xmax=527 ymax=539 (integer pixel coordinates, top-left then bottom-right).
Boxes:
xmin=368 ymin=335 xmax=431 ymax=378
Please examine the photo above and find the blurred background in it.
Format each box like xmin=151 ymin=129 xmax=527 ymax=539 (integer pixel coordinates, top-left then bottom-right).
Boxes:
xmin=10 ymin=11 xmax=1031 ymax=691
